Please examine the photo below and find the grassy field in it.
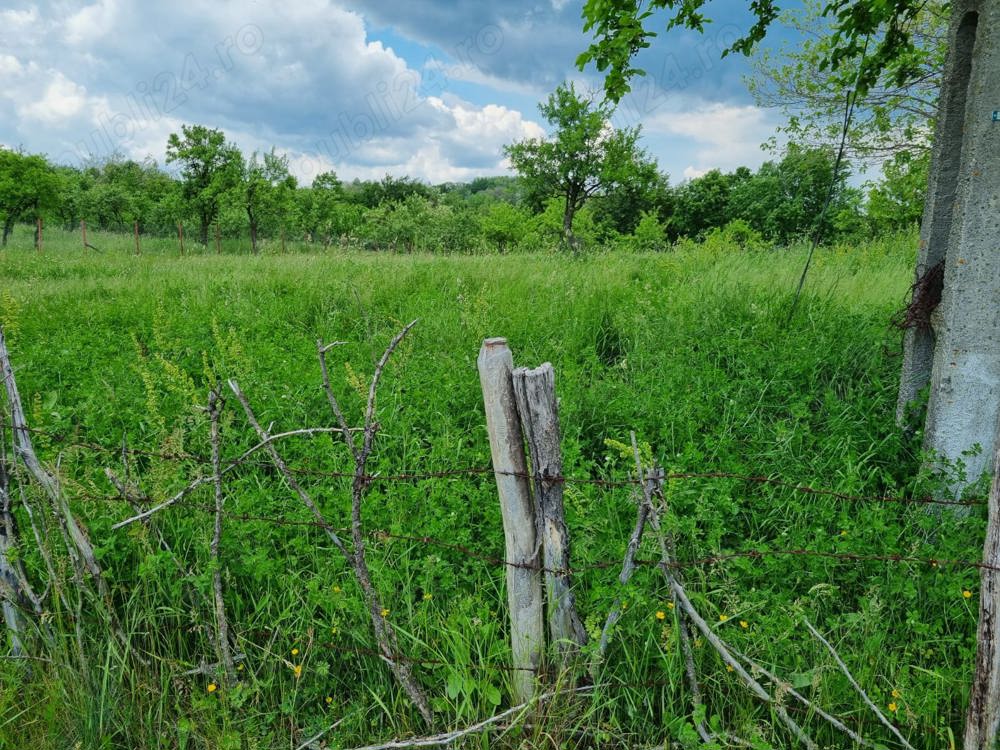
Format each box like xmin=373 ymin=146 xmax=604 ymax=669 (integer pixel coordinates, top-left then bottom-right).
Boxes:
xmin=0 ymin=228 xmax=986 ymax=749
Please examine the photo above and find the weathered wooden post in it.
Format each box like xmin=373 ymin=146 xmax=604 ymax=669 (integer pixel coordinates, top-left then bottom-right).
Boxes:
xmin=897 ymin=0 xmax=1000 ymax=494
xmin=965 ymin=414 xmax=1000 ymax=749
xmin=513 ymin=363 xmax=587 ymax=663
xmin=80 ymin=220 xmax=87 ymax=251
xmin=478 ymin=338 xmax=544 ymax=702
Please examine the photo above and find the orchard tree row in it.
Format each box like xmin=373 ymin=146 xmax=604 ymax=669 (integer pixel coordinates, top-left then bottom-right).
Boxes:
xmin=0 ymin=87 xmax=925 ymax=255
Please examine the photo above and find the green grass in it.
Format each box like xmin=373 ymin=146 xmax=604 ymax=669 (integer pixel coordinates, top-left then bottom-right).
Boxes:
xmin=0 ymin=227 xmax=984 ymax=749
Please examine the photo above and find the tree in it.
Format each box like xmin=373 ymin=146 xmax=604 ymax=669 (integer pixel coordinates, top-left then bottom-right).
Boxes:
xmin=165 ymin=125 xmax=240 ymax=245
xmin=479 ymin=202 xmax=531 ymax=253
xmin=747 ymin=0 xmax=946 ymax=166
xmin=669 ymin=169 xmax=733 ymax=240
xmin=578 ymin=0 xmax=932 ymax=104
xmin=504 ymin=82 xmax=658 ymax=250
xmin=0 ymin=149 xmax=61 ymax=247
xmin=865 ymin=151 xmax=928 ymax=234
xmin=236 ymin=148 xmax=297 ymax=254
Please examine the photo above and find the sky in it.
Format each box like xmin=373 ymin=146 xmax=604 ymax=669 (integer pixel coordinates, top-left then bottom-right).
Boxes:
xmin=0 ymin=0 xmax=797 ymax=186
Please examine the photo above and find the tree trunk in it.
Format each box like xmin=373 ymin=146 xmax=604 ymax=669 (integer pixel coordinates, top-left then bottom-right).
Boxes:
xmin=199 ymin=214 xmax=210 ymax=247
xmin=1 ymin=218 xmax=13 ymax=247
xmin=562 ymin=200 xmax=578 ymax=252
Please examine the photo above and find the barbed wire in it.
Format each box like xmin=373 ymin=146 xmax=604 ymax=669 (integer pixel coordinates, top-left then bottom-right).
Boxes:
xmin=5 ymin=421 xmax=984 ymax=508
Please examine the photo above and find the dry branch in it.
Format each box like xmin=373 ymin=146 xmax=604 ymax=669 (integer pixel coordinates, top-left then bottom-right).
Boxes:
xmin=208 ymin=389 xmax=236 ymax=683
xmin=804 ymin=619 xmax=915 ymax=750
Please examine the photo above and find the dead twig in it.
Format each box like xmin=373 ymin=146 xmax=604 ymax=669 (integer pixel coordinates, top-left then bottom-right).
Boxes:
xmin=208 ymin=389 xmax=236 ymax=683
xmin=804 ymin=619 xmax=915 ymax=750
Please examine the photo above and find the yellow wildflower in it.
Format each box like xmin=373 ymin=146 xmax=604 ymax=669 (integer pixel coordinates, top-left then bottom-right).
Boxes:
xmin=667 ymin=602 xmax=675 ymax=610
xmin=333 ymin=585 xmax=342 ymax=593
xmin=891 ymin=689 xmax=901 ymax=699
xmin=655 ymin=611 xmax=666 ymax=621
xmin=719 ymin=614 xmax=729 ymax=622
xmin=325 ymin=696 xmax=333 ymax=705
xmin=207 ymin=683 xmax=217 ymax=693
xmin=237 ymin=663 xmax=244 ymax=671
xmin=423 ymin=593 xmax=433 ymax=601
xmin=888 ymin=702 xmax=898 ymax=713
xmin=739 ymin=620 xmax=749 ymax=629
xmin=381 ymin=608 xmax=390 ymax=617
xmin=726 ymin=665 xmax=734 ymax=672
xmin=291 ymin=648 xmax=299 ymax=656
xmin=964 ymin=590 xmax=973 ymax=599
xmin=293 ymin=664 xmax=302 ymax=679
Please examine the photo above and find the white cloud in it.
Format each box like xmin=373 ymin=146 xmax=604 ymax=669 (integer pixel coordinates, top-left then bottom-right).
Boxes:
xmin=645 ymin=102 xmax=781 ymax=178
xmin=64 ymin=0 xmax=118 ymax=45
xmin=18 ymin=72 xmax=90 ymax=125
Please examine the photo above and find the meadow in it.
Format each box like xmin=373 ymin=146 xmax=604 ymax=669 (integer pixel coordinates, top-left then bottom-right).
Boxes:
xmin=0 ymin=227 xmax=986 ymax=749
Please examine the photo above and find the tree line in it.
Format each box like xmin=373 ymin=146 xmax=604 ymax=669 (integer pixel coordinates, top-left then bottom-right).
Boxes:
xmin=0 ymin=90 xmax=925 ymax=255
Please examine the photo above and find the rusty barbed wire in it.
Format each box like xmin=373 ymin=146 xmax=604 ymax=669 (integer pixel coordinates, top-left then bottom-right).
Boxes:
xmin=4 ymin=420 xmax=984 ymax=508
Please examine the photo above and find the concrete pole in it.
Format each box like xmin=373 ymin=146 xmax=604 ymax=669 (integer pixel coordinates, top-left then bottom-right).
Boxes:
xmin=898 ymin=0 xmax=1000 ymax=492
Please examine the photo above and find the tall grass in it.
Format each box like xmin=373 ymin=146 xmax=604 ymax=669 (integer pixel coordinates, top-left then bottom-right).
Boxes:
xmin=0 ymin=229 xmax=982 ymax=749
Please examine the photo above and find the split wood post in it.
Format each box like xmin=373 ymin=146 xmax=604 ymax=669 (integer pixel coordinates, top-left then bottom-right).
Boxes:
xmin=964 ymin=412 xmax=1000 ymax=750
xmin=477 ymin=338 xmax=544 ymax=703
xmin=134 ymin=221 xmax=141 ymax=256
xmin=512 ymin=363 xmax=587 ymax=664
xmin=177 ymin=222 xmax=185 ymax=256
xmin=80 ymin=220 xmax=87 ymax=250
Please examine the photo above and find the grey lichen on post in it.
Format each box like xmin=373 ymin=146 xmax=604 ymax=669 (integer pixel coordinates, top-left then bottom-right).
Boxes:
xmin=477 ymin=338 xmax=544 ymax=703
xmin=512 ymin=363 xmax=588 ymax=662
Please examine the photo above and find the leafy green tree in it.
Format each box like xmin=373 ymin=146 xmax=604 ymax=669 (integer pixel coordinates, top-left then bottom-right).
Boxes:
xmin=479 ymin=202 xmax=531 ymax=252
xmin=669 ymin=169 xmax=732 ymax=240
xmin=165 ymin=125 xmax=240 ymax=245
xmin=236 ymin=148 xmax=297 ymax=254
xmin=728 ymin=144 xmax=854 ymax=242
xmin=504 ymin=82 xmax=657 ymax=250
xmin=578 ymin=0 xmax=931 ymax=103
xmin=865 ymin=151 xmax=929 ymax=233
xmin=0 ymin=148 xmax=61 ymax=246
xmin=747 ymin=0 xmax=945 ymax=164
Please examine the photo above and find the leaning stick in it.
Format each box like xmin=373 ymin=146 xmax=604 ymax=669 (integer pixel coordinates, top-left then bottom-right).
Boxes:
xmin=804 ymin=618 xmax=915 ymax=750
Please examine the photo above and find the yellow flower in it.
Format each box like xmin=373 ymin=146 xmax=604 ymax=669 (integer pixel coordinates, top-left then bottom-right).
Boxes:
xmin=964 ymin=590 xmax=973 ymax=599
xmin=726 ymin=665 xmax=735 ymax=672
xmin=840 ymin=530 xmax=847 ymax=537
xmin=333 ymin=585 xmax=342 ymax=593
xmin=891 ymin=689 xmax=901 ymax=699
xmin=293 ymin=664 xmax=303 ymax=679
xmin=291 ymin=648 xmax=299 ymax=656
xmin=667 ymin=602 xmax=675 ymax=610
xmin=325 ymin=696 xmax=333 ymax=705
xmin=207 ymin=683 xmax=218 ymax=693
xmin=888 ymin=701 xmax=898 ymax=713
xmin=330 ymin=626 xmax=338 ymax=635
xmin=739 ymin=620 xmax=749 ymax=629
xmin=381 ymin=608 xmax=390 ymax=618
xmin=423 ymin=593 xmax=433 ymax=601
xmin=719 ymin=614 xmax=728 ymax=622
xmin=236 ymin=663 xmax=244 ymax=671
xmin=655 ymin=611 xmax=666 ymax=621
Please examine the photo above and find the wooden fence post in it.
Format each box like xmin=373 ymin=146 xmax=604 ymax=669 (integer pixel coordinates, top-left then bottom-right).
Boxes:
xmin=477 ymin=338 xmax=544 ymax=703
xmin=513 ymin=363 xmax=588 ymax=663
xmin=134 ymin=221 xmax=141 ymax=256
xmin=81 ymin=220 xmax=87 ymax=251
xmin=177 ymin=222 xmax=185 ymax=256
xmin=964 ymin=413 xmax=1000 ymax=749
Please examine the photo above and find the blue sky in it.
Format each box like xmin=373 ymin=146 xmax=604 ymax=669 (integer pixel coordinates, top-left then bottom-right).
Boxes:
xmin=0 ymin=0 xmax=798 ymax=185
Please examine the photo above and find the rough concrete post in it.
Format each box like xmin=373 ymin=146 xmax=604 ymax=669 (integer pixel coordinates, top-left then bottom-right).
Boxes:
xmin=477 ymin=338 xmax=543 ymax=702
xmin=898 ymin=0 xmax=1000 ymax=492
xmin=512 ymin=363 xmax=588 ymax=663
